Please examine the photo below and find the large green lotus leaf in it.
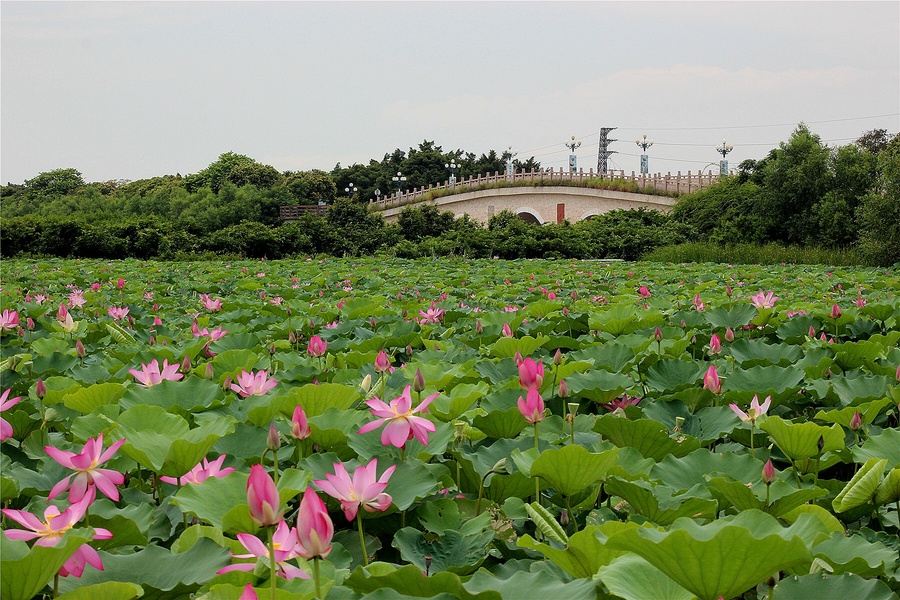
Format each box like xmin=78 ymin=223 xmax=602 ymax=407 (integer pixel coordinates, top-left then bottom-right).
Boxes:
xmin=644 ymin=359 xmax=704 ymax=392
xmin=779 ymin=504 xmax=845 ymax=534
xmin=472 ymin=359 xmax=518 ymax=385
xmin=172 ymin=525 xmax=243 ymax=555
xmin=597 ymin=554 xmax=695 ymax=600
xmin=343 ymin=564 xmax=500 ymax=599
xmin=89 ymin=498 xmax=154 ymax=550
xmin=605 ymin=478 xmax=717 ymax=525
xmin=472 ymin=406 xmax=528 ymax=439
xmin=392 ymin=527 xmax=494 ymax=575
xmin=772 ymin=573 xmax=898 ymax=600
xmin=210 ymin=349 xmax=259 ymax=378
xmin=62 ymin=382 xmax=126 ymax=414
xmin=516 ymin=521 xmax=642 ymax=578
xmin=831 ymin=340 xmax=885 ymax=371
xmin=728 ymin=338 xmax=804 ymax=367
xmin=813 ymin=397 xmax=893 ymax=428
xmin=811 ymin=531 xmax=895 ymax=577
xmin=706 ymin=476 xmax=762 ymax=512
xmin=430 ymin=382 xmax=489 ymax=421
xmin=384 ymin=459 xmax=442 ymax=511
xmin=56 ymin=582 xmax=145 ymax=600
xmin=530 ymin=445 xmax=618 ymax=496
xmin=606 ymin=511 xmax=823 ymax=600
xmin=759 ymin=416 xmax=845 ymax=462
xmin=723 ymin=364 xmax=804 ymax=393
xmin=310 ymin=408 xmax=367 ymax=454
xmin=1 ymin=530 xmax=92 ymax=600
xmin=704 ymin=304 xmax=757 ymax=330
xmin=242 ymin=392 xmax=291 ymax=427
xmin=832 ymin=457 xmax=886 ymax=512
xmin=576 ymin=342 xmax=635 ymax=373
xmin=172 ymin=471 xmax=253 ymax=532
xmin=112 ymin=405 xmax=235 ymax=476
xmin=120 ymin=378 xmax=223 ymax=414
xmin=852 ymin=428 xmax=900 ymax=468
xmin=874 ymin=467 xmax=900 ymax=505
xmin=209 ymin=333 xmax=262 ymax=355
xmin=464 ymin=569 xmax=600 ymax=600
xmin=57 ymin=538 xmax=230 ymax=597
xmin=487 ymin=335 xmax=547 ymax=359
xmin=398 ymin=361 xmax=466 ymax=391
xmin=831 ymin=374 xmax=893 ymax=406
xmin=594 ymin=416 xmax=700 ymax=462
xmin=564 ymin=369 xmax=632 ymax=403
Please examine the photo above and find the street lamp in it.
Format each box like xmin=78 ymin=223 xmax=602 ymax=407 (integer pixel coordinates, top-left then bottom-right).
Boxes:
xmin=505 ymin=146 xmax=517 ymax=177
xmin=374 ymin=188 xmax=381 ymax=203
xmin=635 ymin=134 xmax=654 ymax=174
xmin=565 ymin=136 xmax=582 ymax=172
xmin=716 ymin=139 xmax=734 ymax=175
xmin=392 ymin=171 xmax=407 ymax=197
xmin=445 ymin=160 xmax=460 ymax=187
xmin=344 ymin=183 xmax=358 ymax=199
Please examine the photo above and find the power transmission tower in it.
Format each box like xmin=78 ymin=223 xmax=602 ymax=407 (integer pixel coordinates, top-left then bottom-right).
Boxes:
xmin=597 ymin=127 xmax=617 ymax=175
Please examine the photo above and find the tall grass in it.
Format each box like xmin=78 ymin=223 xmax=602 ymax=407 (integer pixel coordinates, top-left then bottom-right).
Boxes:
xmin=641 ymin=242 xmax=872 ymax=266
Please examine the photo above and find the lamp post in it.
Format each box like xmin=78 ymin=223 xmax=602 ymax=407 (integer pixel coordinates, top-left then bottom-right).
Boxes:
xmin=635 ymin=134 xmax=654 ymax=174
xmin=344 ymin=183 xmax=358 ymax=199
xmin=716 ymin=139 xmax=734 ymax=176
xmin=392 ymin=171 xmax=407 ymax=197
xmin=505 ymin=146 xmax=517 ymax=177
xmin=445 ymin=160 xmax=459 ymax=187
xmin=373 ymin=188 xmax=381 ymax=203
xmin=565 ymin=136 xmax=582 ymax=172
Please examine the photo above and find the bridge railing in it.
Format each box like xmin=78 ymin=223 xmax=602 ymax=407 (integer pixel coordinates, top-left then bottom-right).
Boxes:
xmin=369 ymin=167 xmax=719 ymax=210
xmin=280 ymin=204 xmax=328 ymax=220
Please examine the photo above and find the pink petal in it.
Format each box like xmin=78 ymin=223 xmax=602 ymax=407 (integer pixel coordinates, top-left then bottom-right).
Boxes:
xmin=358 ymin=419 xmax=386 ymax=435
xmin=45 ymin=446 xmax=78 ymax=469
xmin=383 ymin=419 xmax=411 ymax=448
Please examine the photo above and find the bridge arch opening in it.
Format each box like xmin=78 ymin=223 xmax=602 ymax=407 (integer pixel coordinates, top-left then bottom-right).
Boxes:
xmin=515 ymin=208 xmax=543 ymax=225
xmin=579 ymin=210 xmax=604 ymax=221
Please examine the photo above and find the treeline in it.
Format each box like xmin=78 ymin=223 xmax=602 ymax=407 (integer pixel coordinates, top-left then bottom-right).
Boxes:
xmin=1 ymin=127 xmax=898 ymax=264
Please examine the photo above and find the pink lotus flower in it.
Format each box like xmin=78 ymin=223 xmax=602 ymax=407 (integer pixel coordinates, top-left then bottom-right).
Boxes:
xmin=247 ymin=464 xmax=282 ymax=527
xmin=728 ymin=394 xmax=771 ymax=424
xmin=191 ymin=322 xmax=228 ymax=341
xmin=638 ymin=286 xmax=652 ymax=299
xmin=830 ymin=304 xmax=842 ymax=319
xmin=107 ymin=306 xmax=129 ymax=321
xmin=2 ymin=495 xmax=112 ymax=578
xmin=501 ymin=323 xmax=514 ymax=338
xmin=159 ymin=455 xmax=235 ymax=485
xmin=116 ymin=278 xmax=125 ymax=289
xmin=45 ymin=434 xmax=126 ymax=503
xmin=855 ymin=295 xmax=867 ymax=308
xmin=693 ymin=294 xmax=706 ymax=312
xmin=199 ymin=294 xmax=223 ymax=312
xmin=601 ymin=394 xmax=642 ymax=412
xmin=374 ymin=350 xmax=391 ymax=373
xmin=314 ymin=458 xmax=397 ymax=521
xmin=231 ymin=370 xmax=278 ymax=397
xmin=358 ymin=385 xmax=438 ymax=449
xmin=240 ymin=584 xmax=259 ymax=600
xmin=750 ymin=291 xmax=779 ymax=309
xmin=57 ymin=303 xmax=77 ymax=333
xmin=1 ymin=309 xmax=20 ymax=332
xmin=517 ymin=386 xmax=545 ymax=424
xmin=295 ymin=488 xmax=333 ymax=559
xmin=68 ymin=290 xmax=86 ymax=309
xmin=703 ymin=365 xmax=722 ymax=394
xmin=128 ymin=359 xmax=183 ymax=386
xmin=217 ymin=520 xmax=310 ymax=580
xmin=518 ymin=358 xmax=545 ymax=389
xmin=291 ymin=405 xmax=312 ymax=440
xmin=33 ymin=294 xmax=48 ymax=305
xmin=1 ymin=388 xmax=23 ymax=441
xmin=307 ymin=335 xmax=327 ymax=358
xmin=418 ymin=305 xmax=445 ymax=325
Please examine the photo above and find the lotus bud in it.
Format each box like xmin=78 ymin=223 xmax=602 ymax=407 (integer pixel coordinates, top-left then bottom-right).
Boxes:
xmin=849 ymin=411 xmax=862 ymax=431
xmin=571 ymin=290 xmax=577 ymax=300
xmin=514 ymin=351 xmax=523 ymax=366
xmin=413 ymin=368 xmax=426 ymax=393
xmin=269 ymin=344 xmax=276 ymax=356
xmin=75 ymin=339 xmax=86 ymax=358
xmin=374 ymin=350 xmax=391 ymax=373
xmin=559 ymin=509 xmax=569 ymax=526
xmin=490 ymin=457 xmax=509 ymax=475
xmin=116 ymin=278 xmax=125 ymax=289
xmin=369 ymin=317 xmax=377 ymax=329
xmin=35 ymin=378 xmax=46 ymax=400
xmin=817 ymin=435 xmax=825 ymax=453
xmin=406 ymin=345 xmax=413 ymax=356
xmin=475 ymin=320 xmax=483 ymax=334
xmin=26 ymin=317 xmax=34 ymax=331
xmin=181 ymin=354 xmax=192 ymax=374
xmin=128 ymin=315 xmax=134 ymax=326
xmin=553 ymin=349 xmax=562 ymax=366
xmin=501 ymin=323 xmax=513 ymax=338
xmin=223 ymin=375 xmax=232 ymax=392
xmin=559 ymin=379 xmax=569 ymax=398
xmin=762 ymin=459 xmax=776 ymax=485
xmin=288 ymin=330 xmax=297 ymax=344
xmin=401 ymin=309 xmax=408 ymax=319
xmin=654 ymin=326 xmax=663 ymax=342
xmin=725 ymin=327 xmax=735 ymax=342
xmin=562 ymin=306 xmax=569 ymax=316
xmin=148 ymin=335 xmax=156 ymax=346
xmin=16 ymin=327 xmax=23 ymax=337
xmin=709 ymin=334 xmax=722 ymax=355
xmin=809 ymin=326 xmax=816 ymax=337
xmin=360 ymin=373 xmax=372 ymax=393
xmin=725 ymin=284 xmax=733 ymax=297
xmin=703 ymin=365 xmax=721 ymax=395
xmin=57 ymin=303 xmax=69 ymax=322
xmin=830 ymin=304 xmax=841 ymax=319
xmin=204 ymin=362 xmax=215 ymax=380
xmin=267 ymin=423 xmax=280 ymax=452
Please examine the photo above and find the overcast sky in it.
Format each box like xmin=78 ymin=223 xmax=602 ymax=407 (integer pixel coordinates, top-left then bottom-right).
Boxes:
xmin=2 ymin=1 xmax=898 ymax=185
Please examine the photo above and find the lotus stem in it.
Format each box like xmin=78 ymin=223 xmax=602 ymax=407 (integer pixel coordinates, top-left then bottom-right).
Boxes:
xmin=313 ymin=556 xmax=322 ymax=599
xmin=357 ymin=516 xmax=369 ymax=566
xmin=268 ymin=526 xmax=277 ymax=600
xmin=534 ymin=421 xmax=540 ymax=506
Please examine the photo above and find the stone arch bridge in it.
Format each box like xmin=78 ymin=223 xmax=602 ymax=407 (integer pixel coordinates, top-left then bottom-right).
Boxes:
xmin=368 ymin=168 xmax=718 ymax=225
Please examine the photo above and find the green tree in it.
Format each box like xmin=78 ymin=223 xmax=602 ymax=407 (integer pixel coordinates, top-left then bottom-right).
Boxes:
xmin=856 ymin=136 xmax=900 ymax=265
xmin=24 ymin=168 xmax=85 ymax=197
xmin=281 ymin=170 xmax=337 ymax=205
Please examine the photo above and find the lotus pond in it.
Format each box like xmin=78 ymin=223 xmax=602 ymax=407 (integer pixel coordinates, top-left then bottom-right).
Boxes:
xmin=1 ymin=257 xmax=899 ymax=600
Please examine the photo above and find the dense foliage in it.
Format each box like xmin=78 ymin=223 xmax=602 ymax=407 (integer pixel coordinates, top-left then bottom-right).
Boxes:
xmin=1 ymin=257 xmax=899 ymax=599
